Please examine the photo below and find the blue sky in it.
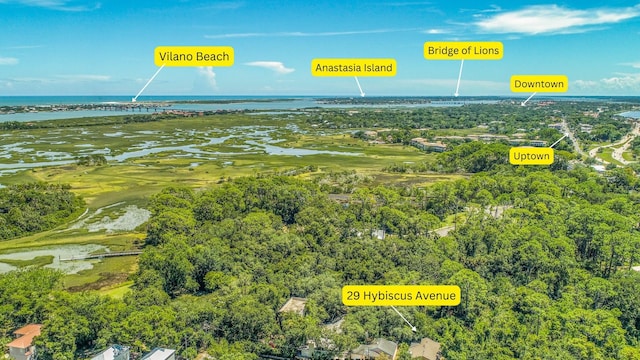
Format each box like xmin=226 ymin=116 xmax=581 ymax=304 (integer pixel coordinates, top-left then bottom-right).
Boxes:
xmin=1 ymin=0 xmax=639 ymax=96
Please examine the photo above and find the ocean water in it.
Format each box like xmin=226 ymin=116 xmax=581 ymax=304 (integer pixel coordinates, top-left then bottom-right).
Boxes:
xmin=0 ymin=95 xmax=306 ymax=106
xmin=0 ymin=95 xmax=493 ymax=122
xmin=0 ymin=96 xmax=318 ymax=122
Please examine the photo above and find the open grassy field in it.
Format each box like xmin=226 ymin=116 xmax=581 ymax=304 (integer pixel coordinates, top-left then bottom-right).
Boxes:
xmin=623 ymin=151 xmax=636 ymax=162
xmin=0 ymin=112 xmax=455 ymax=292
xmin=99 ymin=281 xmax=134 ymax=299
xmin=599 ymin=148 xmax=623 ymax=166
xmin=430 ymin=127 xmax=490 ymax=136
xmin=0 ymin=255 xmax=54 ymax=268
xmin=63 ymin=256 xmax=138 ymax=291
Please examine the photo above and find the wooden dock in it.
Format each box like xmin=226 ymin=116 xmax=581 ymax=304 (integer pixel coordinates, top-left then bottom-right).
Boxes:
xmin=60 ymin=251 xmax=143 ymax=261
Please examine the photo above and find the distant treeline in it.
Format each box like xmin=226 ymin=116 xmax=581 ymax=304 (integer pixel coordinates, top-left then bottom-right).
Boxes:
xmin=0 ymin=110 xmax=246 ymax=131
xmin=0 ymin=115 xmax=161 ymax=130
xmin=384 ymin=142 xmax=576 ymax=174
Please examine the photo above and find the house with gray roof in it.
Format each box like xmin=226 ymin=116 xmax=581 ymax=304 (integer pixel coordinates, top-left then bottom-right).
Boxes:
xmin=349 ymin=338 xmax=397 ymax=359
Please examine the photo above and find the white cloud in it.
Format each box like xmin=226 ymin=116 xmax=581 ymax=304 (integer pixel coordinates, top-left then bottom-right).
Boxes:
xmin=601 ymin=73 xmax=640 ymax=89
xmin=206 ymin=28 xmax=419 ymax=39
xmin=0 ymin=79 xmax=14 ymax=88
xmin=0 ymin=56 xmax=18 ymax=65
xmin=198 ymin=67 xmax=217 ymax=88
xmin=245 ymin=61 xmax=294 ymax=75
xmin=574 ymin=80 xmax=599 ymax=88
xmin=423 ymin=29 xmax=448 ymax=34
xmin=574 ymin=73 xmax=640 ymax=92
xmin=54 ymin=74 xmax=110 ymax=81
xmin=0 ymin=0 xmax=100 ymax=11
xmin=620 ymin=62 xmax=640 ymax=69
xmin=475 ymin=4 xmax=640 ymax=35
xmin=7 ymin=74 xmax=110 ymax=84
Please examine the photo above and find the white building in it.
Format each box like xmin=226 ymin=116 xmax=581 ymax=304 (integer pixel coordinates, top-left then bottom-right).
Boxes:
xmin=90 ymin=345 xmax=130 ymax=360
xmin=141 ymin=348 xmax=176 ymax=360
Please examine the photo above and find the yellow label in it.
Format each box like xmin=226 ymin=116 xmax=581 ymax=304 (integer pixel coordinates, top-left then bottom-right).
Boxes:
xmin=342 ymin=285 xmax=461 ymax=306
xmin=311 ymin=58 xmax=396 ymax=76
xmin=424 ymin=41 xmax=503 ymax=60
xmin=510 ymin=75 xmax=568 ymax=92
xmin=154 ymin=46 xmax=234 ymax=67
xmin=510 ymin=147 xmax=554 ymax=165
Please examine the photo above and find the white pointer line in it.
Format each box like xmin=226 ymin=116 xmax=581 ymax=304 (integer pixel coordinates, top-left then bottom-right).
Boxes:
xmin=521 ymin=92 xmax=537 ymax=106
xmin=354 ymin=76 xmax=365 ymax=97
xmin=549 ymin=134 xmax=567 ymax=148
xmin=132 ymin=64 xmax=166 ymax=102
xmin=454 ymin=59 xmax=464 ymax=97
xmin=390 ymin=305 xmax=417 ymax=332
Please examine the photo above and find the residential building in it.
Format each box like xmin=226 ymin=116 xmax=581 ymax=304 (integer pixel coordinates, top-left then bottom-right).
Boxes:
xmin=7 ymin=324 xmax=42 ymax=360
xmin=479 ymin=134 xmax=509 ymax=142
xmin=434 ymin=136 xmax=465 ymax=141
xmin=296 ymin=339 xmax=334 ymax=360
xmin=363 ymin=130 xmax=378 ymax=139
xmin=350 ymin=338 xmax=397 ymax=359
xmin=90 ymin=344 xmax=130 ymax=360
xmin=579 ymin=123 xmax=593 ymax=133
xmin=411 ymin=138 xmax=447 ymax=152
xmin=530 ymin=140 xmax=548 ymax=147
xmin=279 ymin=297 xmax=308 ymax=316
xmin=371 ymin=229 xmax=386 ymax=240
xmin=548 ymin=123 xmax=563 ymax=131
xmin=141 ymin=348 xmax=176 ymax=360
xmin=408 ymin=338 xmax=443 ymax=360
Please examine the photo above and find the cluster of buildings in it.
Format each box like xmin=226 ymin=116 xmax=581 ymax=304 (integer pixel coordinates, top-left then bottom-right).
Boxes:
xmin=279 ymin=298 xmax=443 ymax=360
xmin=297 ymin=336 xmax=443 ymax=360
xmin=362 ymin=124 xmax=563 ymax=154
xmin=409 ymin=134 xmax=549 ymax=153
xmin=159 ymin=109 xmax=205 ymax=117
xmin=5 ymin=324 xmax=175 ymax=360
xmin=7 ymin=300 xmax=444 ymax=360
xmin=548 ymin=122 xmax=593 ymax=134
xmin=90 ymin=345 xmax=175 ymax=360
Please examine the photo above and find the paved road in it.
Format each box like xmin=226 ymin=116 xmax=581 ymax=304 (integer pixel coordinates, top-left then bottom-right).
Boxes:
xmin=611 ymin=122 xmax=640 ymax=165
xmin=562 ymin=117 xmax=586 ymax=157
xmin=587 ymin=122 xmax=639 ymax=165
xmin=589 ymin=145 xmax=611 ymax=164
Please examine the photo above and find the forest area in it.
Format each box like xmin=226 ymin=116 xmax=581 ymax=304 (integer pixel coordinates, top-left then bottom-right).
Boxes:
xmin=1 ymin=154 xmax=640 ymax=359
xmin=0 ymin=183 xmax=82 ymax=240
xmin=0 ymin=101 xmax=639 ymax=359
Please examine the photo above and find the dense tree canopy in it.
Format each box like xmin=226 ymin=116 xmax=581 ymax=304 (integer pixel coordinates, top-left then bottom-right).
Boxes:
xmin=2 ymin=165 xmax=640 ymax=359
xmin=0 ymin=183 xmax=83 ymax=240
